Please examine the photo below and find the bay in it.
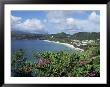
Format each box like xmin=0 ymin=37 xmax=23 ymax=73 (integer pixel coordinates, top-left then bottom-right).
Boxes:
xmin=11 ymin=39 xmax=75 ymax=76
xmin=11 ymin=40 xmax=75 ymax=60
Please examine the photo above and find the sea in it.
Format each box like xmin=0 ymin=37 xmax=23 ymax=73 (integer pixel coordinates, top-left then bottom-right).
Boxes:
xmin=11 ymin=40 xmax=75 ymax=60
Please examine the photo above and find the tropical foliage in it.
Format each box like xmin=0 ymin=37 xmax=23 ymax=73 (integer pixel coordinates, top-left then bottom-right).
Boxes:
xmin=11 ymin=45 xmax=100 ymax=77
xmin=11 ymin=31 xmax=100 ymax=77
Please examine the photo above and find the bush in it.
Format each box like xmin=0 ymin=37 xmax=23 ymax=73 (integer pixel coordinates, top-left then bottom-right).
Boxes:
xmin=11 ymin=47 xmax=100 ymax=77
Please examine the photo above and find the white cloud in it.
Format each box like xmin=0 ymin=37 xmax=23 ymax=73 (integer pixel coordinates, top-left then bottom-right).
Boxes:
xmin=11 ymin=15 xmax=46 ymax=34
xmin=45 ymin=10 xmax=92 ymax=24
xmin=11 ymin=11 xmax=100 ymax=34
xmin=46 ymin=11 xmax=65 ymax=23
xmin=11 ymin=15 xmax=22 ymax=23
xmin=88 ymin=11 xmax=100 ymax=23
xmin=75 ymin=20 xmax=100 ymax=32
xmin=11 ymin=16 xmax=22 ymax=30
xmin=66 ymin=18 xmax=75 ymax=25
xmin=23 ymin=19 xmax=44 ymax=30
xmin=45 ymin=11 xmax=100 ymax=34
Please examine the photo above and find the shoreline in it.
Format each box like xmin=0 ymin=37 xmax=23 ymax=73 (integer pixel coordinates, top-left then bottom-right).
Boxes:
xmin=43 ymin=40 xmax=84 ymax=52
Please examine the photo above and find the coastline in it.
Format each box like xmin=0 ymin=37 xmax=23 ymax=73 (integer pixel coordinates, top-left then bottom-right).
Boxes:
xmin=43 ymin=40 xmax=84 ymax=52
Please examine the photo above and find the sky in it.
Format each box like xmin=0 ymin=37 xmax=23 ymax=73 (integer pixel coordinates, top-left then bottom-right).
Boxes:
xmin=11 ymin=10 xmax=100 ymax=34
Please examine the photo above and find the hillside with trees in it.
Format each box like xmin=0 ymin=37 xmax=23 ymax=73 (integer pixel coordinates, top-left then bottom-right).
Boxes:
xmin=11 ymin=31 xmax=100 ymax=77
xmin=11 ymin=31 xmax=100 ymax=40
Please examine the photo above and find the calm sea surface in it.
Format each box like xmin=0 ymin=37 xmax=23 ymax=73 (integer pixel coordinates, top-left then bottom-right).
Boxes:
xmin=11 ymin=40 xmax=74 ymax=59
xmin=11 ymin=40 xmax=75 ymax=76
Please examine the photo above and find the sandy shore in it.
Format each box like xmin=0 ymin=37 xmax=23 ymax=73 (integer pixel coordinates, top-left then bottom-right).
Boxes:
xmin=43 ymin=40 xmax=84 ymax=51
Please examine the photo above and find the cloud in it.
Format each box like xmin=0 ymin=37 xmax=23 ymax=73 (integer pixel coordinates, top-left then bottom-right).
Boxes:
xmin=66 ymin=18 xmax=75 ymax=25
xmin=11 ymin=15 xmax=47 ymax=34
xmin=23 ymin=19 xmax=44 ymax=30
xmin=46 ymin=11 xmax=65 ymax=23
xmin=45 ymin=11 xmax=100 ymax=34
xmin=11 ymin=15 xmax=22 ymax=30
xmin=11 ymin=11 xmax=100 ymax=34
xmin=11 ymin=15 xmax=22 ymax=23
xmin=88 ymin=11 xmax=100 ymax=23
xmin=45 ymin=10 xmax=97 ymax=24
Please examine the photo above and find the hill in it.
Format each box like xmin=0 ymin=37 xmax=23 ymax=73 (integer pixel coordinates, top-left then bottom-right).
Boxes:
xmin=11 ymin=31 xmax=100 ymax=40
xmin=72 ymin=32 xmax=100 ymax=40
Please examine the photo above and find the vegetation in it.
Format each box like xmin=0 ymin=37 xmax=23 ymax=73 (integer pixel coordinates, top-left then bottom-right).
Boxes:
xmin=11 ymin=45 xmax=100 ymax=77
xmin=12 ymin=31 xmax=100 ymax=40
xmin=72 ymin=32 xmax=100 ymax=40
xmin=11 ymin=31 xmax=100 ymax=77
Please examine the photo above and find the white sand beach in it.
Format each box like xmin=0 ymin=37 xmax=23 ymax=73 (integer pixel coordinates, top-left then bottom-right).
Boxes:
xmin=43 ymin=40 xmax=84 ymax=51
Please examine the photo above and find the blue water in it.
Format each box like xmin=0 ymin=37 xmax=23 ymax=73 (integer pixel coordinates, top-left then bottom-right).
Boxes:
xmin=11 ymin=40 xmax=74 ymax=59
xmin=11 ymin=40 xmax=75 ymax=76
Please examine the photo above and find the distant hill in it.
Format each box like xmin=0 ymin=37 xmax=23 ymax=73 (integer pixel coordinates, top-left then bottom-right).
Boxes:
xmin=11 ymin=31 xmax=100 ymax=40
xmin=50 ymin=32 xmax=100 ymax=40
xmin=72 ymin=32 xmax=100 ymax=40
